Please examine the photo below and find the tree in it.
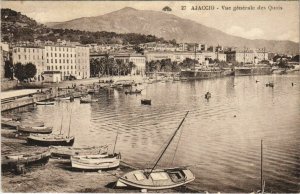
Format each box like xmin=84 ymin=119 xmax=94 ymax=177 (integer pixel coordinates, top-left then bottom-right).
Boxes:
xmin=14 ymin=63 xmax=26 ymax=81
xmin=24 ymin=63 xmax=37 ymax=81
xmin=13 ymin=62 xmax=37 ymax=82
xmin=4 ymin=60 xmax=14 ymax=79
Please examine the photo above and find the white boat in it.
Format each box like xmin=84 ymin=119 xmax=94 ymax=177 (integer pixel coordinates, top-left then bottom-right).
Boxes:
xmin=116 ymin=111 xmax=195 ymax=190
xmin=71 ymin=153 xmax=121 ymax=170
xmin=55 ymin=96 xmax=71 ymax=101
xmin=50 ymin=145 xmax=108 ymax=159
xmin=36 ymin=101 xmax=55 ymax=105
xmin=80 ymin=96 xmax=98 ymax=103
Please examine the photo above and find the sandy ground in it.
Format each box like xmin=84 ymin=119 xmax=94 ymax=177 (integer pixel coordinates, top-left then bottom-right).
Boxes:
xmin=1 ymin=130 xmax=197 ymax=193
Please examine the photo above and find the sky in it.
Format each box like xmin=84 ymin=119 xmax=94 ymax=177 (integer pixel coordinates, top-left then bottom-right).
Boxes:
xmin=2 ymin=1 xmax=299 ymax=42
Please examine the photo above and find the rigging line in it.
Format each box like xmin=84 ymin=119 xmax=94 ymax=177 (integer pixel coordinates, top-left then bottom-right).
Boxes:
xmin=147 ymin=111 xmax=189 ymax=177
xmin=171 ymin=121 xmax=185 ymax=165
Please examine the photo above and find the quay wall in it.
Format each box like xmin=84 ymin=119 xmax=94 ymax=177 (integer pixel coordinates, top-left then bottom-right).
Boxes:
xmin=1 ymin=91 xmax=68 ymax=112
xmin=1 ymin=80 xmax=18 ymax=91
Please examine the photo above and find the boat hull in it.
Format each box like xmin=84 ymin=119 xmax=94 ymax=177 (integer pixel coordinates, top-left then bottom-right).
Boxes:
xmin=116 ymin=168 xmax=195 ymax=190
xmin=50 ymin=146 xmax=107 ymax=159
xmin=2 ymin=151 xmax=51 ymax=172
xmin=27 ymin=137 xmax=75 ymax=147
xmin=17 ymin=126 xmax=53 ymax=134
xmin=71 ymin=154 xmax=120 ymax=170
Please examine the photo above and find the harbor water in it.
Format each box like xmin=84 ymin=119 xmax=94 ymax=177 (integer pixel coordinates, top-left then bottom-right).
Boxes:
xmin=4 ymin=73 xmax=300 ymax=192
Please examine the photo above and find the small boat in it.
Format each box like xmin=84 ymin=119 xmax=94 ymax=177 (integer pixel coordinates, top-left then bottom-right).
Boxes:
xmin=125 ymin=89 xmax=142 ymax=95
xmin=36 ymin=101 xmax=55 ymax=105
xmin=205 ymin=92 xmax=211 ymax=100
xmin=266 ymin=82 xmax=274 ymax=87
xmin=80 ymin=96 xmax=98 ymax=103
xmin=2 ymin=115 xmax=21 ymax=121
xmin=71 ymin=153 xmax=121 ymax=170
xmin=50 ymin=145 xmax=108 ymax=159
xmin=27 ymin=134 xmax=75 ymax=146
xmin=1 ymin=120 xmax=44 ymax=129
xmin=17 ymin=125 xmax=53 ymax=134
xmin=141 ymin=99 xmax=151 ymax=105
xmin=2 ymin=150 xmax=51 ymax=173
xmin=116 ymin=167 xmax=195 ymax=190
xmin=116 ymin=111 xmax=195 ymax=190
xmin=55 ymin=96 xmax=71 ymax=101
xmin=87 ymin=89 xmax=96 ymax=94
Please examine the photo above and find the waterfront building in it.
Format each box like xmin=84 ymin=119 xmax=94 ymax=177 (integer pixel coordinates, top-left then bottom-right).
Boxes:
xmin=216 ymin=52 xmax=227 ymax=62
xmin=145 ymin=51 xmax=175 ymax=62
xmin=42 ymin=71 xmax=61 ymax=83
xmin=13 ymin=44 xmax=90 ymax=81
xmin=12 ymin=46 xmax=45 ymax=81
xmin=44 ymin=45 xmax=90 ymax=80
xmin=113 ymin=53 xmax=146 ymax=75
xmin=225 ymin=48 xmax=268 ymax=64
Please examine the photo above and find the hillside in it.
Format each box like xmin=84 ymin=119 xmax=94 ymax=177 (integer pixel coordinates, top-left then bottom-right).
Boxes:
xmin=0 ymin=8 xmax=171 ymax=45
xmin=47 ymin=7 xmax=299 ymax=54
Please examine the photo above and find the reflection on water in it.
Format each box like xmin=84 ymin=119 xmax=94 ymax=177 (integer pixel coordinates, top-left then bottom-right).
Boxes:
xmin=5 ymin=73 xmax=300 ymax=192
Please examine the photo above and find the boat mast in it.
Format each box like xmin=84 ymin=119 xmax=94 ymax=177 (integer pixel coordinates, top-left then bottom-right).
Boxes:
xmin=113 ymin=131 xmax=118 ymax=154
xmin=146 ymin=111 xmax=189 ymax=177
xmin=67 ymin=108 xmax=72 ymax=137
xmin=261 ymin=139 xmax=264 ymax=193
xmin=60 ymin=111 xmax=64 ymax=135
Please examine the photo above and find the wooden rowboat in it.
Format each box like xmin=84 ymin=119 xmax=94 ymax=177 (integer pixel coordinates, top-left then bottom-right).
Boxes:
xmin=50 ymin=145 xmax=108 ymax=159
xmin=71 ymin=153 xmax=121 ymax=170
xmin=141 ymin=99 xmax=151 ymax=105
xmin=116 ymin=167 xmax=195 ymax=190
xmin=1 ymin=120 xmax=44 ymax=129
xmin=1 ymin=150 xmax=51 ymax=173
xmin=27 ymin=134 xmax=75 ymax=147
xmin=17 ymin=125 xmax=53 ymax=134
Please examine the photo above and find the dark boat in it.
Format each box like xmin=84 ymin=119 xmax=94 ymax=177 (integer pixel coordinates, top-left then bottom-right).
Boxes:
xmin=125 ymin=89 xmax=142 ymax=95
xmin=27 ymin=134 xmax=75 ymax=146
xmin=1 ymin=150 xmax=51 ymax=173
xmin=205 ymin=92 xmax=211 ymax=100
xmin=17 ymin=125 xmax=53 ymax=134
xmin=141 ymin=99 xmax=151 ymax=105
xmin=116 ymin=111 xmax=195 ymax=190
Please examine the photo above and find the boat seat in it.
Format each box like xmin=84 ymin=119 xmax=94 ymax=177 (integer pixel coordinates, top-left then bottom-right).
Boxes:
xmin=168 ymin=170 xmax=185 ymax=182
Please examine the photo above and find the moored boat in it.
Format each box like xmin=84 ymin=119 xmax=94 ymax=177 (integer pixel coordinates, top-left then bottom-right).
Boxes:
xmin=141 ymin=99 xmax=151 ymax=105
xmin=116 ymin=111 xmax=195 ymax=190
xmin=1 ymin=150 xmax=51 ymax=173
xmin=36 ymin=101 xmax=55 ymax=105
xmin=80 ymin=96 xmax=98 ymax=103
xmin=17 ymin=125 xmax=53 ymax=134
xmin=116 ymin=167 xmax=195 ymax=190
xmin=71 ymin=153 xmax=121 ymax=170
xmin=27 ymin=134 xmax=75 ymax=146
xmin=50 ymin=145 xmax=108 ymax=159
xmin=1 ymin=120 xmax=44 ymax=129
xmin=125 ymin=89 xmax=142 ymax=95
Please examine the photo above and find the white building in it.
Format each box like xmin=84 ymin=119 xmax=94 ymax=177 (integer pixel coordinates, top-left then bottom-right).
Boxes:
xmin=12 ymin=44 xmax=90 ymax=81
xmin=12 ymin=46 xmax=45 ymax=81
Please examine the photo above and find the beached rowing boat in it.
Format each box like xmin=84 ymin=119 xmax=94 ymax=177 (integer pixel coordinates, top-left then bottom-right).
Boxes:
xmin=17 ymin=125 xmax=53 ymax=134
xmin=50 ymin=145 xmax=108 ymax=159
xmin=27 ymin=134 xmax=75 ymax=146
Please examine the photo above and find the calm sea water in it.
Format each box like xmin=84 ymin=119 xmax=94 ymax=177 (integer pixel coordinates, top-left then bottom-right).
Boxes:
xmin=5 ymin=73 xmax=300 ymax=192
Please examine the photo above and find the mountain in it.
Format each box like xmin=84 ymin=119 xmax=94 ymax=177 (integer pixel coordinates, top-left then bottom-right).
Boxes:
xmin=1 ymin=8 xmax=170 ymax=45
xmin=47 ymin=7 xmax=299 ymax=54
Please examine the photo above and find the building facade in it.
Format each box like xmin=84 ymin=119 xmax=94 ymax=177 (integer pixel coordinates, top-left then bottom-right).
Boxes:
xmin=225 ymin=49 xmax=268 ymax=64
xmin=12 ymin=46 xmax=45 ymax=81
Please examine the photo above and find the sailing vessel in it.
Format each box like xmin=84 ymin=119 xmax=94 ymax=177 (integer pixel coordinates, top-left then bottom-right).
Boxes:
xmin=17 ymin=125 xmax=53 ymax=134
xmin=70 ymin=131 xmax=121 ymax=170
xmin=116 ymin=111 xmax=195 ymax=190
xmin=27 ymin=106 xmax=75 ymax=146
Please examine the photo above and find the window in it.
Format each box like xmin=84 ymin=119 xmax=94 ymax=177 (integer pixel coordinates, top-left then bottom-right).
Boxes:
xmin=63 ymin=54 xmax=65 ymax=57
xmin=55 ymin=66 xmax=57 ymax=70
xmin=55 ymin=53 xmax=57 ymax=57
xmin=24 ymin=48 xmax=26 ymax=52
xmin=63 ymin=59 xmax=65 ymax=63
xmin=47 ymin=53 xmax=49 ymax=57
xmin=59 ymin=59 xmax=61 ymax=63
xmin=18 ymin=48 xmax=20 ymax=52
xmin=47 ymin=59 xmax=49 ymax=63
xmin=25 ymin=55 xmax=27 ymax=60
xmin=55 ymin=59 xmax=57 ymax=63
xmin=18 ymin=55 xmax=21 ymax=60
xmin=71 ymin=66 xmax=73 ymax=69
xmin=67 ymin=60 xmax=69 ymax=63
xmin=60 ymin=66 xmax=62 ymax=70
xmin=51 ymin=59 xmax=53 ymax=63
xmin=59 ymin=54 xmax=61 ymax=57
xmin=67 ymin=54 xmax=69 ymax=57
